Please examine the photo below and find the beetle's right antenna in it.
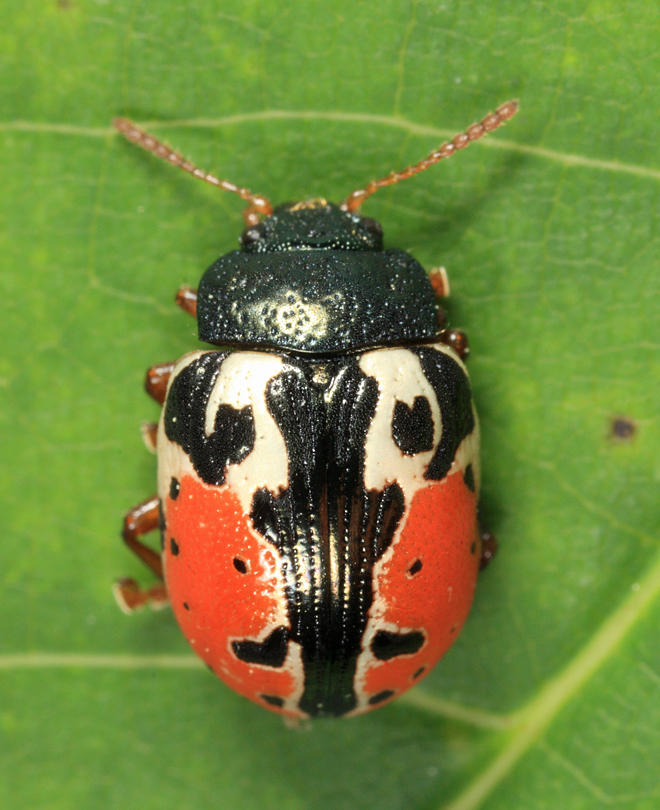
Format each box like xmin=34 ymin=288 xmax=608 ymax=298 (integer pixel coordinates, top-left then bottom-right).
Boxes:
xmin=341 ymin=100 xmax=519 ymax=212
xmin=113 ymin=118 xmax=274 ymax=226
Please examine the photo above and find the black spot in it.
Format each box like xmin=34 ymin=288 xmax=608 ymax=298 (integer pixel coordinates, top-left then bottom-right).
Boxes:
xmin=232 ymin=626 xmax=289 ymax=668
xmin=368 ymin=689 xmax=395 ymax=706
xmin=463 ymin=463 xmax=475 ymax=492
xmin=169 ymin=477 xmax=181 ymax=500
xmin=183 ymin=602 xmax=190 ymax=611
xmin=470 ymin=541 xmax=477 ymax=555
xmin=233 ymin=556 xmax=248 ymax=574
xmin=392 ymin=396 xmax=434 ymax=455
xmin=170 ymin=537 xmax=179 ymax=556
xmin=371 ymin=629 xmax=425 ymax=661
xmin=261 ymin=694 xmax=285 ymax=708
xmin=610 ymin=416 xmax=636 ymax=441
xmin=407 ymin=558 xmax=423 ymax=576
xmin=413 ymin=666 xmax=426 ymax=680
xmin=164 ymin=353 xmax=255 ymax=486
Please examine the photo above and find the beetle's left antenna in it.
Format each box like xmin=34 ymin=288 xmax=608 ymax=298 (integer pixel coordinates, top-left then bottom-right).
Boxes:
xmin=113 ymin=118 xmax=274 ymax=226
xmin=341 ymin=100 xmax=519 ymax=212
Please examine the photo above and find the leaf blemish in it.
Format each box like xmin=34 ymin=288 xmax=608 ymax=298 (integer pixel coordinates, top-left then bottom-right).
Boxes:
xmin=609 ymin=416 xmax=637 ymax=442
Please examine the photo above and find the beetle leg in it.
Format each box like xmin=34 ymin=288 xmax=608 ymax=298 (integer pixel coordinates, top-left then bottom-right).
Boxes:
xmin=439 ymin=329 xmax=470 ymax=360
xmin=479 ymin=530 xmax=497 ymax=570
xmin=121 ymin=495 xmax=163 ymax=577
xmin=114 ymin=495 xmax=168 ymax=612
xmin=113 ymin=578 xmax=169 ymax=613
xmin=429 ymin=266 xmax=450 ymax=298
xmin=175 ymin=285 xmax=197 ymax=317
xmin=145 ymin=362 xmax=175 ymax=405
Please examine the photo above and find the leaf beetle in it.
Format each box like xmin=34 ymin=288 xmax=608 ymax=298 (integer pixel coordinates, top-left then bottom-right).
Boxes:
xmin=113 ymin=101 xmax=517 ymax=718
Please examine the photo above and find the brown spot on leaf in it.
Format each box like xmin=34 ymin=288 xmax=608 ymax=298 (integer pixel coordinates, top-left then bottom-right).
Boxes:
xmin=610 ymin=416 xmax=637 ymax=442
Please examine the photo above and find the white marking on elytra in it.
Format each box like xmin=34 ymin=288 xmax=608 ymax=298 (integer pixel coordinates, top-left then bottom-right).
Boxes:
xmin=359 ymin=348 xmax=441 ymax=502
xmin=205 ymin=351 xmax=289 ymax=514
xmin=278 ymin=640 xmax=306 ymax=717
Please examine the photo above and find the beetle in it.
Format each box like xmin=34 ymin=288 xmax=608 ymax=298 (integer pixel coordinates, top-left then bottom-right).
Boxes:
xmin=113 ymin=101 xmax=517 ymax=718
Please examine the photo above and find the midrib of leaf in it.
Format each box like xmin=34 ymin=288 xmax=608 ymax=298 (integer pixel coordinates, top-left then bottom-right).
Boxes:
xmin=1 ymin=112 xmax=660 ymax=182
xmin=442 ymin=549 xmax=660 ymax=810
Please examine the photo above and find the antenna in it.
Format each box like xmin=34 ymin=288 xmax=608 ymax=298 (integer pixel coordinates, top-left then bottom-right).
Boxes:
xmin=341 ymin=100 xmax=518 ymax=212
xmin=113 ymin=118 xmax=274 ymax=226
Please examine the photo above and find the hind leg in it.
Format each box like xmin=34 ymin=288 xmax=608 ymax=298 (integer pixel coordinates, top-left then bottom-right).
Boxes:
xmin=114 ymin=495 xmax=169 ymax=613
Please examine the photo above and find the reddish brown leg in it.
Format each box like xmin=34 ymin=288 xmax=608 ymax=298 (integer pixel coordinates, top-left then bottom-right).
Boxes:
xmin=121 ymin=495 xmax=163 ymax=576
xmin=145 ymin=362 xmax=175 ymax=405
xmin=113 ymin=579 xmax=168 ymax=613
xmin=175 ymin=285 xmax=197 ymax=317
xmin=440 ymin=329 xmax=470 ymax=360
xmin=479 ymin=530 xmax=498 ymax=570
xmin=429 ymin=266 xmax=450 ymax=298
xmin=114 ymin=495 xmax=168 ymax=613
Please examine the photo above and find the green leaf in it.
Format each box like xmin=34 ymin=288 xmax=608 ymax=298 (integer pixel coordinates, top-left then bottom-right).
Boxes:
xmin=2 ymin=1 xmax=658 ymax=808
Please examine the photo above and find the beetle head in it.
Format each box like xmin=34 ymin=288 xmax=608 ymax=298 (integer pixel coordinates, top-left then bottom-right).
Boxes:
xmin=239 ymin=200 xmax=383 ymax=253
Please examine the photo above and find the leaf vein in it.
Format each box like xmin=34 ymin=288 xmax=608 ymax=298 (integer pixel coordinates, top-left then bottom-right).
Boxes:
xmin=2 ymin=113 xmax=659 ymax=182
xmin=441 ymin=551 xmax=660 ymax=810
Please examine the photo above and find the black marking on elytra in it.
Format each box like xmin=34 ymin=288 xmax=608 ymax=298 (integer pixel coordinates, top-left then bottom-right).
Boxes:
xmin=233 ymin=556 xmax=248 ymax=574
xmin=169 ymin=477 xmax=181 ymax=500
xmin=170 ymin=537 xmax=179 ymax=556
xmin=232 ymin=626 xmax=289 ymax=668
xmin=463 ymin=463 xmax=475 ymax=492
xmin=392 ymin=396 xmax=434 ymax=455
xmin=371 ymin=629 xmax=425 ymax=661
xmin=261 ymin=694 xmax=285 ymax=708
xmin=414 ymin=347 xmax=475 ymax=481
xmin=470 ymin=541 xmax=477 ymax=555
xmin=164 ymin=353 xmax=255 ymax=486
xmin=413 ymin=666 xmax=426 ymax=680
xmin=248 ymin=356 xmax=405 ymax=718
xmin=369 ymin=689 xmax=395 ymax=706
xmin=407 ymin=558 xmax=423 ymax=576
xmin=183 ymin=601 xmax=190 ymax=611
